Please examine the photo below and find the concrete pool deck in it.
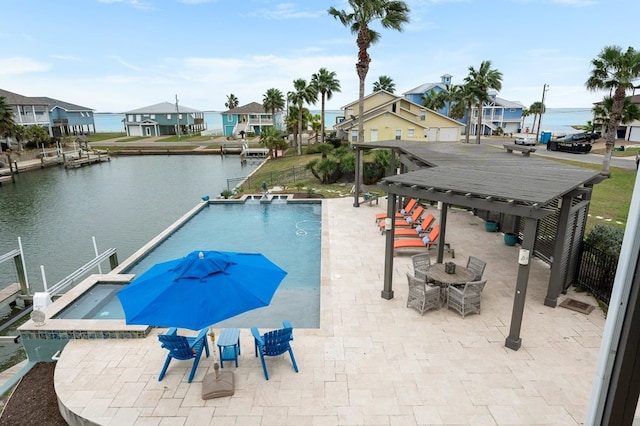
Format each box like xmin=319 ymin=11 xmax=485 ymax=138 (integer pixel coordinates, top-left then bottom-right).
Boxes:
xmin=53 ymin=197 xmax=607 ymax=425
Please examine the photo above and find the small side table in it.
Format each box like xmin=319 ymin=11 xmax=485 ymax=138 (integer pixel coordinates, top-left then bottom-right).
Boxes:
xmin=217 ymin=328 xmax=241 ymax=368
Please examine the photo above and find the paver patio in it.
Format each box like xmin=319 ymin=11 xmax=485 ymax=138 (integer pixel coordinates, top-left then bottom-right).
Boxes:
xmin=54 ymin=197 xmax=605 ymax=425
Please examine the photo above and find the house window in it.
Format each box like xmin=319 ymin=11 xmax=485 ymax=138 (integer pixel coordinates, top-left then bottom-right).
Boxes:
xmin=420 ymin=110 xmax=426 ymax=121
xmin=179 ymin=114 xmax=183 ymax=119
xmin=167 ymin=114 xmax=171 ymax=120
xmin=227 ymin=115 xmax=233 ymax=122
xmin=408 ymin=128 xmax=415 ymax=138
xmin=510 ymin=108 xmax=516 ymax=112
xmin=347 ymin=108 xmax=354 ymax=117
xmin=136 ymin=115 xmax=141 ymax=122
xmin=395 ymin=129 xmax=402 ymax=140
xmin=150 ymin=114 xmax=155 ymax=119
xmin=80 ymin=112 xmax=84 ymax=117
xmin=128 ymin=115 xmax=134 ymax=122
xmin=351 ymin=129 xmax=358 ymax=142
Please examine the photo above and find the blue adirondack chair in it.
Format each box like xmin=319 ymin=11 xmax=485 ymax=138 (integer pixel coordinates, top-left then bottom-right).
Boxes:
xmin=158 ymin=327 xmax=210 ymax=383
xmin=251 ymin=320 xmax=298 ymax=380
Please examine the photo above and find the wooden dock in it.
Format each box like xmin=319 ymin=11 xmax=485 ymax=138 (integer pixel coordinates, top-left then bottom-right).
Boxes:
xmin=63 ymin=151 xmax=110 ymax=169
xmin=0 ymin=283 xmax=21 ymax=309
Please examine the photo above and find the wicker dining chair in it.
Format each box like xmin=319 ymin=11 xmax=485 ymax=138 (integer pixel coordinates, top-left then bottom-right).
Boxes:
xmin=406 ymin=272 xmax=440 ymax=315
xmin=466 ymin=256 xmax=487 ymax=281
xmin=447 ymin=280 xmax=487 ymax=318
xmin=411 ymin=253 xmax=432 ymax=282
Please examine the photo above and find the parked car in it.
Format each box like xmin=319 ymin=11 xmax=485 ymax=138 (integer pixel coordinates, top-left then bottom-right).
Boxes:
xmin=557 ymin=132 xmax=598 ymax=143
xmin=514 ymin=137 xmax=535 ymax=146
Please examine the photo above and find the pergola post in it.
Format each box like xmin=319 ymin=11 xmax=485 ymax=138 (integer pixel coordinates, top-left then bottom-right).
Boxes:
xmin=545 ymin=194 xmax=573 ymax=307
xmin=436 ymin=203 xmax=449 ymax=264
xmin=505 ymin=216 xmax=539 ymax=351
xmin=353 ymin=146 xmax=362 ymax=207
xmin=382 ymin=194 xmax=397 ymax=299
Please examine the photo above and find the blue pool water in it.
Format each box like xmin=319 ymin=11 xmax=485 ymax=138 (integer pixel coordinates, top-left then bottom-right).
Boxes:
xmin=124 ymin=200 xmax=322 ymax=328
xmin=54 ymin=283 xmax=126 ymax=320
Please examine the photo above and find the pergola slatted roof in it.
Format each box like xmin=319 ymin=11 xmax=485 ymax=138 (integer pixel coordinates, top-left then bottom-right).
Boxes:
xmin=355 ymin=140 xmax=602 ymax=206
xmin=352 ymin=139 xmax=603 ymax=351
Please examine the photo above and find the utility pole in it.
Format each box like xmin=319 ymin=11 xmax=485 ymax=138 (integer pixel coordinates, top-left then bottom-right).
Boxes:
xmin=175 ymin=94 xmax=181 ymax=139
xmin=535 ymin=84 xmax=549 ymax=143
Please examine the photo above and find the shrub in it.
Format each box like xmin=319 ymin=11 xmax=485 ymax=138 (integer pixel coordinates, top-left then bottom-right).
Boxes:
xmin=585 ymin=224 xmax=625 ymax=257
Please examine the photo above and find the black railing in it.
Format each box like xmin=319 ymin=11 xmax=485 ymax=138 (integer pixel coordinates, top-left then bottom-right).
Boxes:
xmin=575 ymin=241 xmax=618 ymax=306
xmin=227 ymin=166 xmax=314 ymax=191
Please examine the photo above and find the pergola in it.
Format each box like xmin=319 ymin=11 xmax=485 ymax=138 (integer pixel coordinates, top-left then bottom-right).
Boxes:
xmin=352 ymin=140 xmax=604 ymax=350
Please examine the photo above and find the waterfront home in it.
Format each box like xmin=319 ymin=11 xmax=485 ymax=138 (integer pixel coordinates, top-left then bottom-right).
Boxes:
xmin=221 ymin=102 xmax=280 ymax=138
xmin=403 ymin=74 xmax=526 ymax=135
xmin=334 ymin=90 xmax=463 ymax=143
xmin=0 ymin=89 xmax=97 ymax=141
xmin=124 ymin=102 xmax=205 ymax=137
xmin=0 ymin=88 xmax=53 ymax=149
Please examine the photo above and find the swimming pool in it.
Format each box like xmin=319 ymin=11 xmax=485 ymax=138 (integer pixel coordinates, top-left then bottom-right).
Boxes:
xmin=53 ymin=283 xmax=126 ymax=320
xmin=123 ymin=199 xmax=322 ymax=328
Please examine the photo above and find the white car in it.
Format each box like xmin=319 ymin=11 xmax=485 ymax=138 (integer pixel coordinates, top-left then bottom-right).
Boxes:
xmin=514 ymin=137 xmax=535 ymax=146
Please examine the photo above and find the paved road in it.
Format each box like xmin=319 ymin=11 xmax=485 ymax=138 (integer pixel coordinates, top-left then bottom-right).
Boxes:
xmin=481 ymin=138 xmax=638 ymax=171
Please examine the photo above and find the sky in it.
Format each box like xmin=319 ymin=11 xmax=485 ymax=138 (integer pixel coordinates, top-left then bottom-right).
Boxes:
xmin=1 ymin=0 xmax=637 ymax=113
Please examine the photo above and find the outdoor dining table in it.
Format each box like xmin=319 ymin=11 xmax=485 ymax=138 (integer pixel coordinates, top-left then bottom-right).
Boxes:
xmin=426 ymin=263 xmax=476 ymax=304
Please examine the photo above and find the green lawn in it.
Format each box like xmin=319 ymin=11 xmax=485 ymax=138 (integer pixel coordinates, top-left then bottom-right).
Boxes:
xmin=532 ymin=157 xmax=634 ymax=230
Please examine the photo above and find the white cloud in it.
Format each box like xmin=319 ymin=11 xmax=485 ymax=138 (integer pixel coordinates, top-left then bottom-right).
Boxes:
xmin=0 ymin=57 xmax=50 ymax=78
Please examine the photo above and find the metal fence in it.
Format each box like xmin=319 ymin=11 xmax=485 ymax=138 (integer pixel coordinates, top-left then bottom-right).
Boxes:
xmin=227 ymin=165 xmax=314 ymax=192
xmin=574 ymin=241 xmax=618 ymax=306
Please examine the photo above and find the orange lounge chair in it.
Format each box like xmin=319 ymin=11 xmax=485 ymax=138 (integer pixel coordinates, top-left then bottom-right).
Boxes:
xmin=375 ymin=198 xmax=418 ymax=222
xmin=378 ymin=206 xmax=424 ymax=231
xmin=393 ymin=214 xmax=435 ymax=238
xmin=393 ymin=226 xmax=440 ymax=254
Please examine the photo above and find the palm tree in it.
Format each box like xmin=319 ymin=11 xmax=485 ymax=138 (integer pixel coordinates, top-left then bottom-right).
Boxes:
xmin=287 ymin=79 xmax=317 ymax=155
xmin=593 ymin=96 xmax=640 ymax=132
xmin=520 ymin=108 xmax=530 ymax=133
xmin=529 ymin=102 xmax=544 ymax=136
xmin=260 ymin=126 xmax=282 ymax=159
xmin=464 ymin=60 xmax=503 ymax=144
xmin=441 ymin=84 xmax=458 ymax=117
xmin=0 ymin=97 xmax=15 ymax=140
xmin=455 ymin=83 xmax=478 ymax=143
xmin=224 ymin=94 xmax=239 ymax=110
xmin=328 ymin=1 xmax=410 ymax=145
xmin=586 ymin=45 xmax=640 ymax=176
xmin=311 ymin=68 xmax=341 ymax=144
xmin=421 ymin=89 xmax=445 ymax=111
xmin=372 ymin=75 xmax=395 ymax=93
xmin=262 ymin=88 xmax=285 ymax=128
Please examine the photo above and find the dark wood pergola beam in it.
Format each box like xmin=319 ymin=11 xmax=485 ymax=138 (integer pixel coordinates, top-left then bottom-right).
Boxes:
xmin=379 ymin=182 xmax=556 ymax=220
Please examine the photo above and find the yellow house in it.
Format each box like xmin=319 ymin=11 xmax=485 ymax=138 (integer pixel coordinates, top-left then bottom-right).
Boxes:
xmin=334 ymin=90 xmax=463 ymax=143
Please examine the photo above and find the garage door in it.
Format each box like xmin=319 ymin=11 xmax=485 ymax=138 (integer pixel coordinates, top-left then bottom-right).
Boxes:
xmin=439 ymin=128 xmax=459 ymax=142
xmin=128 ymin=125 xmax=142 ymax=137
xmin=629 ymin=126 xmax=640 ymax=142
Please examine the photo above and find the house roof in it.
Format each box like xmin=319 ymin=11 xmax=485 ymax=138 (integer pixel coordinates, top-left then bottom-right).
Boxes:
xmin=222 ymin=102 xmax=266 ymax=114
xmin=335 ymin=95 xmax=463 ymax=130
xmin=340 ymin=90 xmax=396 ymax=110
xmin=34 ymin=97 xmax=94 ymax=112
xmin=402 ymin=82 xmax=448 ymax=95
xmin=492 ymin=97 xmax=525 ymax=109
xmin=125 ymin=102 xmax=202 ymax=114
xmin=0 ymin=88 xmax=49 ymax=106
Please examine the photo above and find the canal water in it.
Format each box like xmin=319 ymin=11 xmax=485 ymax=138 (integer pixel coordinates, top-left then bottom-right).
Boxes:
xmin=0 ymin=155 xmax=260 ymax=367
xmin=0 ymin=155 xmax=260 ymax=299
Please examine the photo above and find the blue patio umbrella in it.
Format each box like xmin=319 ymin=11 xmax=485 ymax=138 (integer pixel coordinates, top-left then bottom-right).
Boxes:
xmin=117 ymin=250 xmax=287 ymax=330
